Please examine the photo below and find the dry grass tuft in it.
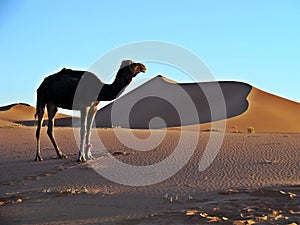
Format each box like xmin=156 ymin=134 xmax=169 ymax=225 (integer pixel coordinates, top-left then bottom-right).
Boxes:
xmin=247 ymin=126 xmax=255 ymax=134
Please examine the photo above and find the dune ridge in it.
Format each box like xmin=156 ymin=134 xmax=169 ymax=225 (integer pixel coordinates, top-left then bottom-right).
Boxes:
xmin=0 ymin=103 xmax=70 ymax=126
xmin=1 ymin=76 xmax=300 ymax=133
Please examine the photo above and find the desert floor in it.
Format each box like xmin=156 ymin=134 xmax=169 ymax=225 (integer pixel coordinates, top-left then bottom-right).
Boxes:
xmin=0 ymin=126 xmax=299 ymax=224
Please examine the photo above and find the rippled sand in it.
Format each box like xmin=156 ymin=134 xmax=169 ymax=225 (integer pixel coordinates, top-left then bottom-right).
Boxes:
xmin=0 ymin=127 xmax=299 ymax=224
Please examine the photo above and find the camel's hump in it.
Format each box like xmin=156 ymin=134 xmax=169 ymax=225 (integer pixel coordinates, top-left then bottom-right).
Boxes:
xmin=40 ymin=69 xmax=101 ymax=87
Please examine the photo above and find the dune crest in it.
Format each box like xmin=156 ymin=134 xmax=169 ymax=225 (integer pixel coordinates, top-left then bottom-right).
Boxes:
xmin=0 ymin=103 xmax=69 ymax=125
xmin=158 ymin=75 xmax=177 ymax=84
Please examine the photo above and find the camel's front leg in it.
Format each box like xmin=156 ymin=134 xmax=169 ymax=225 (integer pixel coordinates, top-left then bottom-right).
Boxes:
xmin=78 ymin=108 xmax=88 ymax=162
xmin=85 ymin=106 xmax=97 ymax=160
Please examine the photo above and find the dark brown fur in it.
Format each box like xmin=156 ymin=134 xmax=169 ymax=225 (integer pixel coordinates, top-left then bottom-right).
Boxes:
xmin=35 ymin=60 xmax=146 ymax=162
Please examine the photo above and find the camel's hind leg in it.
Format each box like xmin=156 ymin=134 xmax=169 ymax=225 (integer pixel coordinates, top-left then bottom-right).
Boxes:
xmin=47 ymin=104 xmax=67 ymax=159
xmin=85 ymin=106 xmax=97 ymax=160
xmin=35 ymin=108 xmax=44 ymax=161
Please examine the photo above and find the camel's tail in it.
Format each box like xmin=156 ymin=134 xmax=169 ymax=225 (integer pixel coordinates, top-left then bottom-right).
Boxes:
xmin=34 ymin=87 xmax=46 ymax=120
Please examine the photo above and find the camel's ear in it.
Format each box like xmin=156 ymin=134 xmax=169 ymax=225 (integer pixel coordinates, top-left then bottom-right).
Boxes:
xmin=120 ymin=60 xmax=133 ymax=69
xmin=120 ymin=60 xmax=145 ymax=75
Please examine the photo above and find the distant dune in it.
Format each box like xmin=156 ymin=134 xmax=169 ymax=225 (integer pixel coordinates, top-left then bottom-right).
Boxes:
xmin=0 ymin=103 xmax=70 ymax=126
xmin=1 ymin=76 xmax=300 ymax=133
xmin=0 ymin=103 xmax=36 ymax=122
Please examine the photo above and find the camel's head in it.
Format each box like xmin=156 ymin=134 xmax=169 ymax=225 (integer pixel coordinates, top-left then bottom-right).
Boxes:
xmin=116 ymin=60 xmax=146 ymax=87
xmin=120 ymin=60 xmax=147 ymax=77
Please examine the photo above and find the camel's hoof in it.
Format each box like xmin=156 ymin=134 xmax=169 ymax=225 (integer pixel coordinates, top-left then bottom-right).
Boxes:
xmin=77 ymin=156 xmax=86 ymax=162
xmin=58 ymin=154 xmax=67 ymax=159
xmin=87 ymin=155 xmax=95 ymax=160
xmin=77 ymin=158 xmax=86 ymax=163
xmin=35 ymin=156 xmax=43 ymax=161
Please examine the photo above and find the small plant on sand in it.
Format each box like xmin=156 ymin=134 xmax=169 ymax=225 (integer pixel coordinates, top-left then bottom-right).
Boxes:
xmin=247 ymin=126 xmax=255 ymax=134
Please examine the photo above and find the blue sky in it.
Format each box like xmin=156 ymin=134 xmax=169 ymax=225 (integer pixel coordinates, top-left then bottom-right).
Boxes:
xmin=1 ymin=0 xmax=300 ymax=109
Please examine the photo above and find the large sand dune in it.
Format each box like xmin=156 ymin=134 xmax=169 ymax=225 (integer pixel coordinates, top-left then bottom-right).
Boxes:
xmin=1 ymin=76 xmax=300 ymax=133
xmin=95 ymin=75 xmax=300 ymax=133
xmin=95 ymin=76 xmax=251 ymax=129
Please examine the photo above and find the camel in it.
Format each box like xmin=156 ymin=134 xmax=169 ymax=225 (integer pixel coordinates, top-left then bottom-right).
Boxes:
xmin=35 ymin=60 xmax=146 ymax=162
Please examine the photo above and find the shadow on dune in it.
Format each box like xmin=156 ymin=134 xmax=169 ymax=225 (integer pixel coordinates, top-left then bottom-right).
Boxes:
xmin=94 ymin=76 xmax=252 ymax=129
xmin=15 ymin=77 xmax=251 ymax=129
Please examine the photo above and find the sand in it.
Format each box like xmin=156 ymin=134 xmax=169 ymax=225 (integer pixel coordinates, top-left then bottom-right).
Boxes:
xmin=0 ymin=78 xmax=299 ymax=224
xmin=190 ymin=87 xmax=300 ymax=134
xmin=0 ymin=126 xmax=299 ymax=224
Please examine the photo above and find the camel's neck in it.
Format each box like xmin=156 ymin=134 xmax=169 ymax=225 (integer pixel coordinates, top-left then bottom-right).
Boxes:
xmin=97 ymin=71 xmax=132 ymax=101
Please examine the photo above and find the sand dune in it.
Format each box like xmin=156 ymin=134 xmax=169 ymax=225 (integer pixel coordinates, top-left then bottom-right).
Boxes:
xmin=0 ymin=103 xmax=36 ymax=122
xmin=95 ymin=75 xmax=300 ymax=133
xmin=0 ymin=103 xmax=70 ymax=126
xmin=190 ymin=87 xmax=300 ymax=133
xmin=2 ymin=76 xmax=300 ymax=133
xmin=232 ymin=86 xmax=300 ymax=133
xmin=95 ymin=76 xmax=252 ymax=129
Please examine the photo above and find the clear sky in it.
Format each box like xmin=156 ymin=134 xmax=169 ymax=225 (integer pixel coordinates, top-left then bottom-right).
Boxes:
xmin=1 ymin=0 xmax=300 ymax=109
